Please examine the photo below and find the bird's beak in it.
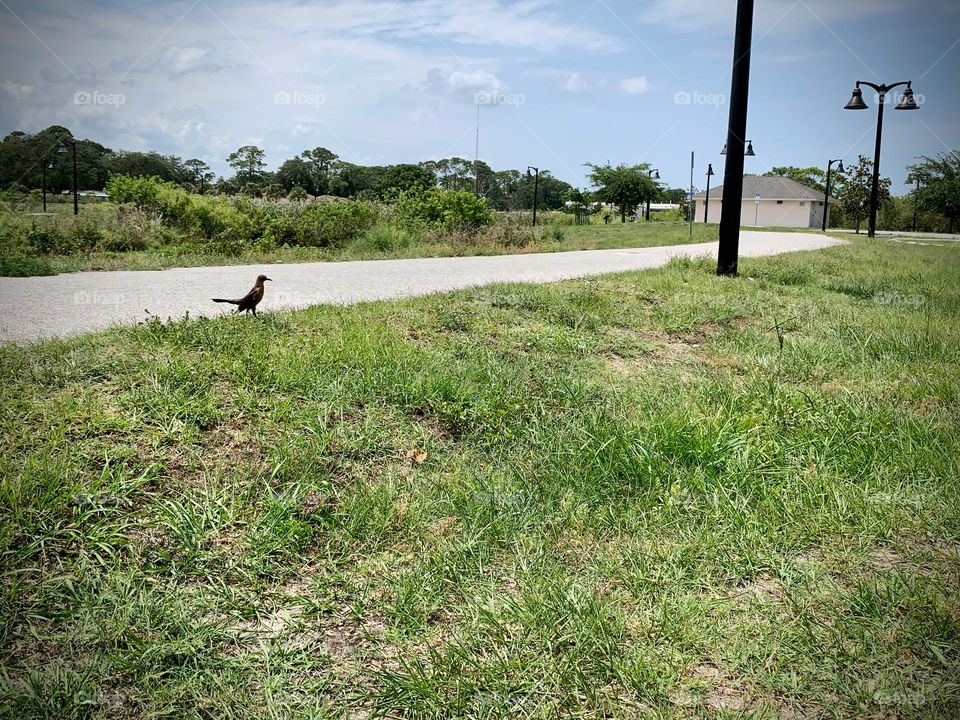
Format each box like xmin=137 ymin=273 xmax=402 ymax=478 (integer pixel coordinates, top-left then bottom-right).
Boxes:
xmin=265 ymin=277 xmax=273 ymax=282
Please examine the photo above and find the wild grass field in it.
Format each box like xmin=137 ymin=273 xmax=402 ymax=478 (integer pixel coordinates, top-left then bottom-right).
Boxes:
xmin=1 ymin=237 xmax=958 ymax=718
xmin=1 ymin=183 xmax=713 ymax=277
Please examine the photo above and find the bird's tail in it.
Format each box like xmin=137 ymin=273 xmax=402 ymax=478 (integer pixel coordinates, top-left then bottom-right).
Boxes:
xmin=212 ymin=298 xmax=241 ymax=305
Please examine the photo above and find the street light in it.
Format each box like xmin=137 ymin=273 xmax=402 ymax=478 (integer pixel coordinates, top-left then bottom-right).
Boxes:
xmin=703 ymin=163 xmax=715 ymax=223
xmin=645 ymin=168 xmax=660 ymax=221
xmin=720 ymin=140 xmax=755 ymax=156
xmin=843 ymin=80 xmax=919 ymax=237
xmin=57 ymin=138 xmax=79 ymax=215
xmin=716 ymin=0 xmax=756 ymax=276
xmin=42 ymin=158 xmax=54 ymax=212
xmin=822 ymin=158 xmax=844 ymax=232
xmin=526 ymin=166 xmax=539 ymax=226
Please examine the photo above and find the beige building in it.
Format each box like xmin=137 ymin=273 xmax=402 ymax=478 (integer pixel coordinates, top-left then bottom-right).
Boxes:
xmin=692 ymin=176 xmax=832 ymax=228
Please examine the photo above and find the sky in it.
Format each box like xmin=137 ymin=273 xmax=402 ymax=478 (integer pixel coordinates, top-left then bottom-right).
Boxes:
xmin=1 ymin=0 xmax=958 ymax=195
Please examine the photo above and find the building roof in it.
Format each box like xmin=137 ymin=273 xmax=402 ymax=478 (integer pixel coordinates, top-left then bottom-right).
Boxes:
xmin=693 ymin=175 xmax=831 ymax=202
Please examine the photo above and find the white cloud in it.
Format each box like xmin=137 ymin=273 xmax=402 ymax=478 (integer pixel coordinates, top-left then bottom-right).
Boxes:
xmin=620 ymin=76 xmax=651 ymax=95
xmin=564 ymin=72 xmax=588 ymax=92
xmin=1 ymin=80 xmax=34 ymax=99
xmin=418 ymin=68 xmax=506 ymax=102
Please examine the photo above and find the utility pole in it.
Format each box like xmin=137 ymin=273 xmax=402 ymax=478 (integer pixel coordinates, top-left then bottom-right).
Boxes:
xmin=474 ymin=100 xmax=480 ymax=195
xmin=717 ymin=0 xmax=754 ymax=276
xmin=688 ymin=151 xmax=694 ymax=239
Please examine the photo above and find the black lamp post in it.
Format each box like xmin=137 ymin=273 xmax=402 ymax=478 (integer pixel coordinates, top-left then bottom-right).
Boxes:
xmin=717 ymin=0 xmax=754 ymax=275
xmin=822 ymin=158 xmax=844 ymax=232
xmin=42 ymin=158 xmax=54 ymax=212
xmin=645 ymin=168 xmax=660 ymax=221
xmin=703 ymin=163 xmax=715 ymax=223
xmin=843 ymin=80 xmax=919 ymax=238
xmin=717 ymin=0 xmax=756 ymax=276
xmin=720 ymin=140 xmax=755 ymax=157
xmin=58 ymin=139 xmax=79 ymax=215
xmin=526 ymin=166 xmax=539 ymax=226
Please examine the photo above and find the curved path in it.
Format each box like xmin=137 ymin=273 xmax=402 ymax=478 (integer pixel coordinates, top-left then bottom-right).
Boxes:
xmin=1 ymin=230 xmax=845 ymax=342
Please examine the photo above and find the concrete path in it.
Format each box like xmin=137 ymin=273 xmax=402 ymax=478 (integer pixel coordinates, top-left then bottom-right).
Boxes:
xmin=1 ymin=231 xmax=845 ymax=343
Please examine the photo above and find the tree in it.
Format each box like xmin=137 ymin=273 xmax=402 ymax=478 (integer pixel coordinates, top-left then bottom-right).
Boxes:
xmin=301 ymin=147 xmax=338 ymax=194
xmin=906 ymin=151 xmax=960 ymax=233
xmin=420 ymin=157 xmax=474 ymax=191
xmin=0 ymin=125 xmax=111 ymax=192
xmin=182 ymin=158 xmax=215 ymax=193
xmin=226 ymin=145 xmax=266 ymax=186
xmin=106 ymin=151 xmax=184 ymax=183
xmin=764 ymin=166 xmax=826 ymax=194
xmin=834 ymin=154 xmax=891 ymax=233
xmin=370 ymin=164 xmax=435 ymax=198
xmin=277 ymin=156 xmax=316 ymax=194
xmin=585 ymin=162 xmax=658 ymax=222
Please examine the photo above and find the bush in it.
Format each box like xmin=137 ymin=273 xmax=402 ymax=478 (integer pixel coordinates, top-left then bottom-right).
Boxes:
xmin=351 ymin=224 xmax=416 ymax=253
xmin=0 ymin=225 xmax=54 ymax=276
xmin=70 ymin=221 xmax=105 ymax=252
xmin=295 ymin=201 xmax=376 ymax=247
xmin=394 ymin=188 xmax=492 ymax=231
xmin=103 ymin=207 xmax=162 ymax=251
xmin=479 ymin=214 xmax=535 ymax=247
xmin=24 ymin=221 xmax=70 ymax=254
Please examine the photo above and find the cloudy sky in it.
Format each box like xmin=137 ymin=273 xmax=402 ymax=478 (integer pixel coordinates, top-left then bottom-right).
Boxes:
xmin=1 ymin=0 xmax=957 ymax=193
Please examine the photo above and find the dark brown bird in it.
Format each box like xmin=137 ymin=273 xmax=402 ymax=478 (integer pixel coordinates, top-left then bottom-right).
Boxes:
xmin=213 ymin=274 xmax=272 ymax=315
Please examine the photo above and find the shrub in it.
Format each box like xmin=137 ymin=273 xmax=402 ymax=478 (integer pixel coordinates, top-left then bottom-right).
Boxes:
xmin=295 ymin=201 xmax=376 ymax=247
xmin=104 ymin=207 xmax=162 ymax=251
xmin=351 ymin=224 xmax=416 ymax=253
xmin=24 ymin=221 xmax=70 ymax=254
xmin=106 ymin=174 xmax=162 ymax=209
xmin=479 ymin=215 xmax=535 ymax=247
xmin=288 ymin=186 xmax=308 ymax=202
xmin=70 ymin=220 xmax=105 ymax=252
xmin=0 ymin=225 xmax=54 ymax=276
xmin=394 ymin=188 xmax=492 ymax=231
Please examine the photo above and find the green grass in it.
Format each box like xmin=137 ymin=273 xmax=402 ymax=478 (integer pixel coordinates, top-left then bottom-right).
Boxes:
xmin=1 ymin=238 xmax=958 ymax=718
xmin=2 ymin=199 xmax=719 ymax=275
xmin=42 ymin=220 xmax=718 ymax=274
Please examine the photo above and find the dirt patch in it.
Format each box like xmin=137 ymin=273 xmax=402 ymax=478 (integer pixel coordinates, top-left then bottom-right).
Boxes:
xmin=741 ymin=575 xmax=786 ymax=603
xmin=673 ymin=662 xmax=747 ymax=712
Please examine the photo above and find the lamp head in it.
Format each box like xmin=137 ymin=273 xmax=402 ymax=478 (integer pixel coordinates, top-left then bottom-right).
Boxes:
xmin=706 ymin=163 xmax=715 ymax=177
xmin=720 ymin=142 xmax=727 ymax=155
xmin=844 ymin=85 xmax=868 ymax=110
xmin=651 ymin=169 xmax=660 ymax=180
xmin=745 ymin=140 xmax=755 ymax=157
xmin=895 ymin=85 xmax=919 ymax=111
xmin=836 ymin=160 xmax=845 ymax=173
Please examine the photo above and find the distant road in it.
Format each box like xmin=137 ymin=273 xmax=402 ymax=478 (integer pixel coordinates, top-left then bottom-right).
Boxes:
xmin=2 ymin=230 xmax=845 ymax=343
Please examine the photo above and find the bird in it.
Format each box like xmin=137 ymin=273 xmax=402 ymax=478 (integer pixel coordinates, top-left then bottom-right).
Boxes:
xmin=212 ymin=274 xmax=272 ymax=315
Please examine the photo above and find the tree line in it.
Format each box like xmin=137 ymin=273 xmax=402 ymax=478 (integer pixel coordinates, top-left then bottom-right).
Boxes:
xmin=1 ymin=126 xmax=694 ymax=216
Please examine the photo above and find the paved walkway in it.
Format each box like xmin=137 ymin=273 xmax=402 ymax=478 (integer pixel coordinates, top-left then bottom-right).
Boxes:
xmin=831 ymin=229 xmax=959 ymax=241
xmin=1 ymin=231 xmax=845 ymax=342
